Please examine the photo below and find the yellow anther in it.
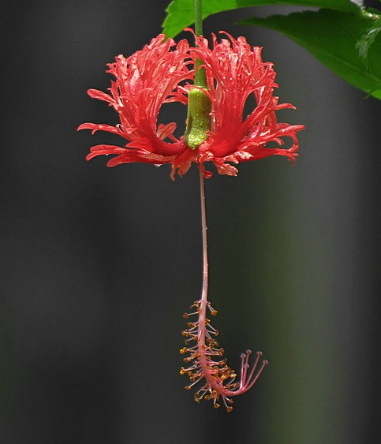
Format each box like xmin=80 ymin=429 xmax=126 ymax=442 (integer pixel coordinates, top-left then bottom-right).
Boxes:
xmin=226 ymin=406 xmax=233 ymax=413
xmin=180 ymin=367 xmax=185 ymax=375
xmin=185 ymin=386 xmax=191 ymax=391
xmin=179 ymin=347 xmax=187 ymax=354
xmin=183 ymin=313 xmax=189 ymax=319
xmin=213 ymin=403 xmax=221 ymax=409
xmin=211 ymin=309 xmax=218 ymax=316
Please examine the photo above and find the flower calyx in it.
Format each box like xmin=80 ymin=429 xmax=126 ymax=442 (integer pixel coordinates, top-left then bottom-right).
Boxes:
xmin=183 ymin=87 xmax=212 ymax=150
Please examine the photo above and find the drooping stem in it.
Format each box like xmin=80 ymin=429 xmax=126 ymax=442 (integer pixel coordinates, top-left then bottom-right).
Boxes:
xmin=199 ymin=166 xmax=209 ymax=309
xmin=194 ymin=0 xmax=209 ymax=351
xmin=195 ymin=0 xmax=209 ymax=333
xmin=195 ymin=0 xmax=207 ymax=283
xmin=195 ymin=165 xmax=209 ymax=363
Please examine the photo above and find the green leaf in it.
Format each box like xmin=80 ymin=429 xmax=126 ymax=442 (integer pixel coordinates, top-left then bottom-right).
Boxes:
xmin=356 ymin=13 xmax=381 ymax=59
xmin=163 ymin=0 xmax=361 ymax=38
xmin=240 ymin=9 xmax=381 ymax=99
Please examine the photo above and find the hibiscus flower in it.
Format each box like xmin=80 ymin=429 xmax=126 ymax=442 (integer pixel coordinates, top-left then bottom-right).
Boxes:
xmin=78 ymin=32 xmax=304 ymax=179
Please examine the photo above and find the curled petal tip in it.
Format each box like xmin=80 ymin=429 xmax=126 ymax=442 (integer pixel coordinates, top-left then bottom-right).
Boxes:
xmin=77 ymin=123 xmax=88 ymax=132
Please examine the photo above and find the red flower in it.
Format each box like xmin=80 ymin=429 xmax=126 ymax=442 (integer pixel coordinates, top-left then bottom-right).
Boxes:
xmin=78 ymin=32 xmax=304 ymax=179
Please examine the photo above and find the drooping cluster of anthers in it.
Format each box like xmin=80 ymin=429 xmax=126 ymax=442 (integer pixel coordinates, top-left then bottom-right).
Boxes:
xmin=180 ymin=300 xmax=268 ymax=412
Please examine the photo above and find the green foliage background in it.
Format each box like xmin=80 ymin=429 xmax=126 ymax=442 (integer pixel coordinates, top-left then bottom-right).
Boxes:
xmin=164 ymin=0 xmax=381 ymax=99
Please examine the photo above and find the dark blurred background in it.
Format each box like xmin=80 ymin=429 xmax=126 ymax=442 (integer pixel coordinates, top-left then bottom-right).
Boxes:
xmin=1 ymin=0 xmax=381 ymax=443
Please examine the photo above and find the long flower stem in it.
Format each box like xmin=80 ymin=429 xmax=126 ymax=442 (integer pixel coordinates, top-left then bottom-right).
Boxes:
xmin=198 ymin=166 xmax=209 ymax=348
xmin=194 ymin=0 xmax=208 ymax=358
xmin=199 ymin=167 xmax=208 ymax=307
xmin=197 ymin=167 xmax=228 ymax=400
xmin=195 ymin=0 xmax=207 ymax=285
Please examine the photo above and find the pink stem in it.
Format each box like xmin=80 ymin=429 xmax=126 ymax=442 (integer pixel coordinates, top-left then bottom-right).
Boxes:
xmin=197 ymin=166 xmax=219 ymax=389
xmin=197 ymin=164 xmax=208 ymax=346
xmin=199 ymin=165 xmax=209 ymax=308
